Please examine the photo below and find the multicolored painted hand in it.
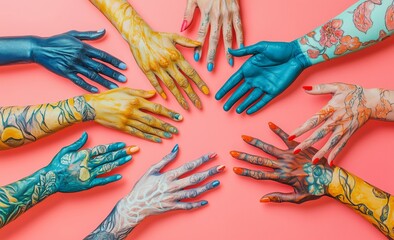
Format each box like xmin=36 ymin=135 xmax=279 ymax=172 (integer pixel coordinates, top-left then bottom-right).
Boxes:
xmin=0 ymin=132 xmax=138 ymax=228
xmin=90 ymin=0 xmax=209 ymax=110
xmin=215 ymin=41 xmax=310 ymax=114
xmin=0 ymin=30 xmax=127 ymax=92
xmin=86 ymin=145 xmax=224 ymax=239
xmin=181 ymin=0 xmax=244 ymax=70
xmin=289 ymin=83 xmax=394 ymax=166
xmin=232 ymin=123 xmax=394 ymax=239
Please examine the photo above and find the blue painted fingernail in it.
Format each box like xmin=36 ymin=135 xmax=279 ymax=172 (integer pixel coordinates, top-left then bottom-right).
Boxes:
xmin=110 ymin=83 xmax=118 ymax=89
xmin=172 ymin=144 xmax=179 ymax=153
xmin=229 ymin=58 xmax=234 ymax=67
xmin=118 ymin=75 xmax=127 ymax=82
xmin=117 ymin=142 xmax=126 ymax=148
xmin=125 ymin=155 xmax=132 ymax=161
xmin=118 ymin=62 xmax=127 ymax=70
xmin=164 ymin=132 xmax=172 ymax=138
xmin=201 ymin=200 xmax=208 ymax=206
xmin=207 ymin=63 xmax=214 ymax=72
xmin=240 ymin=44 xmax=245 ymax=48
xmin=97 ymin=28 xmax=105 ymax=33
xmin=223 ymin=105 xmax=230 ymax=111
xmin=116 ymin=175 xmax=122 ymax=180
xmin=155 ymin=138 xmax=162 ymax=143
xmin=194 ymin=52 xmax=200 ymax=62
xmin=91 ymin=87 xmax=99 ymax=93
xmin=173 ymin=113 xmax=182 ymax=121
xmin=212 ymin=180 xmax=220 ymax=188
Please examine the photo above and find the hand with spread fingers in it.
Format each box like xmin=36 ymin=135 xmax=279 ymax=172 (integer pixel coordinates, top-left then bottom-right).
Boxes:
xmin=215 ymin=41 xmax=310 ymax=115
xmin=86 ymin=145 xmax=224 ymax=239
xmin=289 ymin=83 xmax=394 ymax=166
xmin=90 ymin=0 xmax=209 ymax=110
xmin=181 ymin=0 xmax=244 ymax=70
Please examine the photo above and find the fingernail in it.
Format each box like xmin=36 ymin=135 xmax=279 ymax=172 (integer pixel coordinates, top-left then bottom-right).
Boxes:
xmin=118 ymin=62 xmax=127 ymax=70
xmin=118 ymin=75 xmax=127 ymax=82
xmin=170 ymin=127 xmax=178 ymax=133
xmin=240 ymin=44 xmax=245 ymax=48
xmin=303 ymin=86 xmax=313 ymax=91
xmin=268 ymin=122 xmax=278 ymax=130
xmin=97 ymin=28 xmax=105 ymax=33
xmin=194 ymin=52 xmax=200 ymax=62
xmin=172 ymin=144 xmax=179 ymax=153
xmin=230 ymin=151 xmax=240 ymax=158
xmin=180 ymin=20 xmax=188 ymax=32
xmin=207 ymin=63 xmax=214 ymax=72
xmin=223 ymin=105 xmax=230 ymax=111
xmin=217 ymin=165 xmax=225 ymax=172
xmin=212 ymin=180 xmax=220 ymax=187
xmin=160 ymin=92 xmax=168 ymax=100
xmin=241 ymin=135 xmax=253 ymax=142
xmin=233 ymin=167 xmax=243 ymax=175
xmin=116 ymin=175 xmax=122 ymax=180
xmin=329 ymin=161 xmax=334 ymax=167
xmin=201 ymin=200 xmax=208 ymax=206
xmin=195 ymin=100 xmax=202 ymax=109
xmin=155 ymin=138 xmax=162 ymax=143
xmin=293 ymin=149 xmax=301 ymax=154
xmin=125 ymin=155 xmax=132 ymax=161
xmin=109 ymin=83 xmax=118 ymax=89
xmin=201 ymin=86 xmax=210 ymax=95
xmin=229 ymin=58 xmax=234 ymax=67
xmin=91 ymin=87 xmax=99 ymax=93
xmin=260 ymin=197 xmax=270 ymax=203
xmin=164 ymin=132 xmax=172 ymax=138
xmin=173 ymin=113 xmax=183 ymax=121
xmin=288 ymin=135 xmax=296 ymax=141
xmin=209 ymin=153 xmax=217 ymax=159
xmin=117 ymin=142 xmax=126 ymax=148
xmin=127 ymin=146 xmax=140 ymax=153
xmin=312 ymin=158 xmax=320 ymax=164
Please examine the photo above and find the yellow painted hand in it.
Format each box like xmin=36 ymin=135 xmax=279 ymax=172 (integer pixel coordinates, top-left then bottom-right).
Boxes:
xmin=85 ymin=87 xmax=183 ymax=143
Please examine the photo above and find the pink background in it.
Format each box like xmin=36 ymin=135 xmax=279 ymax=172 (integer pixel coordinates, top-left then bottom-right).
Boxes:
xmin=0 ymin=0 xmax=393 ymax=239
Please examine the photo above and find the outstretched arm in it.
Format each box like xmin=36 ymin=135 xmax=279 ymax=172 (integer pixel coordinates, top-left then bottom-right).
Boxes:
xmin=0 ymin=87 xmax=182 ymax=150
xmin=232 ymin=122 xmax=394 ymax=238
xmin=89 ymin=0 xmax=209 ymax=110
xmin=85 ymin=145 xmax=224 ymax=239
xmin=0 ymin=133 xmax=137 ymax=228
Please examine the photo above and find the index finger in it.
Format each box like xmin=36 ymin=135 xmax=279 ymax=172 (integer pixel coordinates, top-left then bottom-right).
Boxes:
xmin=215 ymin=68 xmax=243 ymax=100
xmin=241 ymin=135 xmax=285 ymax=158
xmin=169 ymin=153 xmax=217 ymax=179
xmin=86 ymin=45 xmax=127 ymax=70
xmin=268 ymin=122 xmax=298 ymax=148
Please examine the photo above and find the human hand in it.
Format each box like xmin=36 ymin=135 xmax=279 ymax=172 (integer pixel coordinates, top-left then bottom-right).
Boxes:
xmin=215 ymin=41 xmax=311 ymax=114
xmin=232 ymin=122 xmax=333 ymax=203
xmin=84 ymin=87 xmax=183 ymax=143
xmin=31 ymin=30 xmax=127 ymax=93
xmin=289 ymin=83 xmax=394 ymax=165
xmin=47 ymin=132 xmax=139 ymax=193
xmin=181 ymin=0 xmax=244 ymax=70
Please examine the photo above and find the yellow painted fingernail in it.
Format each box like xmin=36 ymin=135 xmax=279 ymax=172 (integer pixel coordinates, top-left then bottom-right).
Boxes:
xmin=148 ymin=90 xmax=156 ymax=95
xmin=201 ymin=86 xmax=210 ymax=95
xmin=195 ymin=100 xmax=202 ymax=109
xmin=160 ymin=92 xmax=168 ymax=100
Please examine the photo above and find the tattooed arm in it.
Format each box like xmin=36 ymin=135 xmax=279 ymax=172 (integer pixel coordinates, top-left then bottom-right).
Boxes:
xmin=0 ymin=132 xmax=138 ymax=228
xmin=232 ymin=122 xmax=394 ymax=238
xmin=89 ymin=0 xmax=209 ymax=110
xmin=216 ymin=0 xmax=394 ymax=114
xmin=0 ymin=87 xmax=182 ymax=150
xmin=289 ymin=83 xmax=394 ymax=165
xmin=85 ymin=145 xmax=224 ymax=239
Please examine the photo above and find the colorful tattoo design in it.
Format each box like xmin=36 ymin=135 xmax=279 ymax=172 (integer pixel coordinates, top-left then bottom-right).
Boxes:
xmin=181 ymin=0 xmax=244 ymax=69
xmin=290 ymin=83 xmax=394 ymax=165
xmin=298 ymin=0 xmax=394 ymax=64
xmin=89 ymin=0 xmax=210 ymax=110
xmin=0 ymin=87 xmax=182 ymax=150
xmin=232 ymin=122 xmax=394 ymax=238
xmin=0 ymin=31 xmax=127 ymax=92
xmin=0 ymin=133 xmax=138 ymax=228
xmin=85 ymin=145 xmax=224 ymax=239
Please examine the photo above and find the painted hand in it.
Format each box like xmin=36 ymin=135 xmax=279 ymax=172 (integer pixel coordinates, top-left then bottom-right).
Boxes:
xmin=289 ymin=83 xmax=394 ymax=165
xmin=85 ymin=87 xmax=183 ymax=143
xmin=181 ymin=0 xmax=244 ymax=70
xmin=117 ymin=145 xmax=224 ymax=222
xmin=232 ymin=122 xmax=333 ymax=203
xmin=47 ymin=132 xmax=139 ymax=193
xmin=215 ymin=41 xmax=311 ymax=114
xmin=32 ymin=30 xmax=127 ymax=93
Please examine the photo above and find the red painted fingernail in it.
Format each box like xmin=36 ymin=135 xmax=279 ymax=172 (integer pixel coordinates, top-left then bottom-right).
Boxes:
xmin=242 ymin=135 xmax=253 ymax=142
xmin=180 ymin=20 xmax=188 ymax=32
xmin=230 ymin=151 xmax=240 ymax=158
xmin=303 ymin=86 xmax=313 ymax=91
xmin=209 ymin=153 xmax=217 ymax=159
xmin=260 ymin=197 xmax=270 ymax=203
xmin=288 ymin=135 xmax=296 ymax=141
xmin=293 ymin=149 xmax=301 ymax=154
xmin=217 ymin=165 xmax=226 ymax=172
xmin=233 ymin=167 xmax=244 ymax=175
xmin=268 ymin=122 xmax=278 ymax=130
xmin=312 ymin=158 xmax=320 ymax=164
xmin=329 ymin=161 xmax=334 ymax=167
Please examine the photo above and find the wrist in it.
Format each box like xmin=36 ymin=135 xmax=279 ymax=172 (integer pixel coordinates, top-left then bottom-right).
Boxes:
xmin=29 ymin=36 xmax=43 ymax=63
xmin=36 ymin=166 xmax=59 ymax=195
xmin=73 ymin=94 xmax=97 ymax=122
xmin=365 ymin=88 xmax=394 ymax=121
xmin=291 ymin=39 xmax=312 ymax=69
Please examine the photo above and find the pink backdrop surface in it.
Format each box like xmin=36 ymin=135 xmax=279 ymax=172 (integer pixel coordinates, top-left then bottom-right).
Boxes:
xmin=0 ymin=0 xmax=393 ymax=239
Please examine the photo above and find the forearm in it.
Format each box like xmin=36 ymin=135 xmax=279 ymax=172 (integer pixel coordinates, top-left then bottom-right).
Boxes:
xmin=327 ymin=167 xmax=394 ymax=238
xmin=297 ymin=0 xmax=393 ymax=64
xmin=0 ymin=95 xmax=95 ymax=150
xmin=0 ymin=37 xmax=39 ymax=65
xmin=0 ymin=167 xmax=57 ymax=227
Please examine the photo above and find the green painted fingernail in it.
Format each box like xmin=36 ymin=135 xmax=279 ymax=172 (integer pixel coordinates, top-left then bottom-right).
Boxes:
xmin=164 ymin=132 xmax=172 ymax=138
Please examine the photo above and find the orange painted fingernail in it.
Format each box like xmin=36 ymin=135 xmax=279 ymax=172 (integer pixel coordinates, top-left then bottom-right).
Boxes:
xmin=127 ymin=146 xmax=140 ymax=154
xmin=160 ymin=92 xmax=167 ymax=100
xmin=201 ymin=86 xmax=210 ymax=95
xmin=195 ymin=100 xmax=202 ymax=109
xmin=303 ymin=86 xmax=313 ymax=91
xmin=233 ymin=167 xmax=244 ymax=175
xmin=217 ymin=165 xmax=226 ymax=172
xmin=268 ymin=122 xmax=278 ymax=130
xmin=260 ymin=197 xmax=270 ymax=203
xmin=293 ymin=149 xmax=301 ymax=154
xmin=288 ymin=135 xmax=296 ymax=141
xmin=230 ymin=151 xmax=240 ymax=158
xmin=312 ymin=158 xmax=320 ymax=164
xmin=242 ymin=135 xmax=253 ymax=142
xmin=209 ymin=153 xmax=217 ymax=159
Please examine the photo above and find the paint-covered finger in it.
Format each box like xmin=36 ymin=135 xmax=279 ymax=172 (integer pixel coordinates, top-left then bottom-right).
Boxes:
xmin=215 ymin=69 xmax=243 ymax=100
xmin=241 ymin=135 xmax=285 ymax=158
xmin=230 ymin=151 xmax=279 ymax=168
xmin=175 ymin=180 xmax=220 ymax=200
xmin=138 ymin=98 xmax=183 ymax=121
xmin=124 ymin=126 xmax=162 ymax=143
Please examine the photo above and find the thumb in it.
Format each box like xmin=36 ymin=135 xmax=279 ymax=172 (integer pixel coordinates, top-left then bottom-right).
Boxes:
xmin=304 ymin=83 xmax=340 ymax=95
xmin=228 ymin=41 xmax=266 ymax=57
xmin=61 ymin=132 xmax=88 ymax=154
xmin=170 ymin=33 xmax=201 ymax=48
xmin=181 ymin=0 xmax=197 ymax=32
xmin=124 ymin=88 xmax=157 ymax=98
xmin=260 ymin=192 xmax=300 ymax=204
xmin=66 ymin=29 xmax=106 ymax=40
